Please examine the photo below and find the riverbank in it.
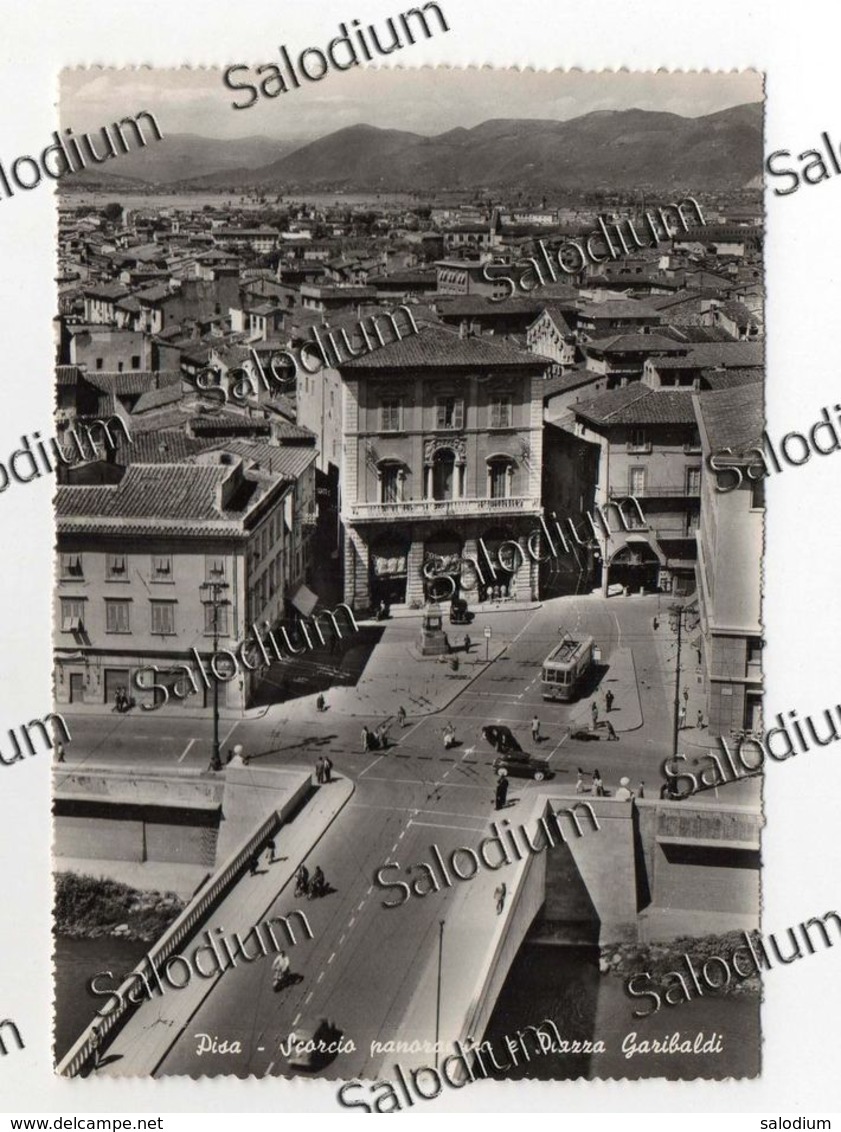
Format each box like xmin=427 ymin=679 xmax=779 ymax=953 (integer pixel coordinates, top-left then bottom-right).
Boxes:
xmin=600 ymin=931 xmax=762 ymax=1000
xmin=54 ymin=872 xmax=185 ymax=942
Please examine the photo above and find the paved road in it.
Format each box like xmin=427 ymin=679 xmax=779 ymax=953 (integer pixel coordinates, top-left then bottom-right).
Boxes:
xmin=62 ymin=595 xmax=758 ymax=1079
xmin=146 ymin=596 xmax=686 ymax=1079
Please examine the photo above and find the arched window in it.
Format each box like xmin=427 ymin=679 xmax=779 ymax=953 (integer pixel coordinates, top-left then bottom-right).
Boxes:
xmin=487 ymin=456 xmax=514 ymax=500
xmin=377 ymin=460 xmax=406 ymax=504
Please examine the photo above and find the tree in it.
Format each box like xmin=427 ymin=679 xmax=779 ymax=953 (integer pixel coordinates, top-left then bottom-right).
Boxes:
xmin=102 ymin=202 xmax=123 ymax=224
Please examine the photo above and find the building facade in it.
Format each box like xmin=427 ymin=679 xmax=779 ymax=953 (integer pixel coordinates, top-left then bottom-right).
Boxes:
xmin=337 ymin=327 xmax=550 ymax=610
xmin=693 ymin=384 xmax=765 ymax=736
xmin=54 ymin=452 xmax=312 ymax=712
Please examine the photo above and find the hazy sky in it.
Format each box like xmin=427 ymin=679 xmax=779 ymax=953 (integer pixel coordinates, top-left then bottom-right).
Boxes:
xmin=60 ymin=66 xmax=762 ymax=141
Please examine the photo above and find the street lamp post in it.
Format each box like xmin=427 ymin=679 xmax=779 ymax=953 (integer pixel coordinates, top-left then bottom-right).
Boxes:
xmin=668 ymin=602 xmax=698 ymax=758
xmin=434 ymin=919 xmax=444 ymax=1069
xmin=201 ymin=580 xmax=228 ymax=767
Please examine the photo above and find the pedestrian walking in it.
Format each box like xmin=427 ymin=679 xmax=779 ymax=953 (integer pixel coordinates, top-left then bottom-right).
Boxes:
xmin=697 ymin=709 xmax=704 ymax=729
xmin=361 ymin=726 xmax=370 ymax=753
xmin=495 ymin=776 xmax=509 ymax=810
xmin=591 ymin=701 xmax=599 ymax=726
xmin=89 ymin=1023 xmax=102 ymax=1072
xmin=494 ymin=882 xmax=507 ymax=915
xmin=55 ymin=742 xmax=66 ymax=763
xmin=605 ymin=689 xmax=614 ymax=713
xmin=249 ymin=854 xmax=260 ymax=876
xmin=652 ymin=616 xmax=659 ymax=631
xmin=323 ymin=756 xmax=333 ymax=783
xmin=377 ymin=724 xmax=389 ymax=750
xmin=606 ymin=720 xmax=618 ymax=741
xmin=615 ymin=776 xmax=633 ymax=801
xmin=678 ymin=705 xmax=687 ymax=730
xmin=464 ymin=633 xmax=472 ymax=653
xmin=576 ymin=768 xmax=588 ymax=795
xmin=637 ymin=781 xmax=645 ymax=799
xmin=683 ymin=687 xmax=689 ymax=707
xmin=531 ymin=715 xmax=541 ymax=742
xmin=315 ymin=758 xmax=324 ymax=784
xmin=266 ymin=838 xmax=277 ymax=864
xmin=592 ymin=768 xmax=605 ymax=797
xmin=397 ymin=705 xmax=406 ymax=728
xmin=316 ymin=693 xmax=326 ymax=712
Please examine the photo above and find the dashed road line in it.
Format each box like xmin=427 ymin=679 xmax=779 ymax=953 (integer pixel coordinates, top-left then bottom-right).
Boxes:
xmin=292 ymin=1013 xmax=300 ymax=1027
xmin=367 ymin=885 xmax=374 ymax=895
xmin=409 ymin=819 xmax=487 ymax=833
xmin=339 ymin=934 xmax=345 ymax=945
xmin=177 ymin=738 xmax=196 ymax=764
xmin=266 ymin=1061 xmax=275 ymax=1075
xmin=358 ymin=900 xmax=365 ymax=911
xmin=359 ymin=754 xmax=385 ymax=778
xmin=328 ymin=952 xmax=336 ymax=964
xmin=305 ymin=991 xmax=313 ymax=1004
xmin=349 ymin=916 xmax=356 ymax=927
xmin=317 ymin=971 xmax=325 ymax=983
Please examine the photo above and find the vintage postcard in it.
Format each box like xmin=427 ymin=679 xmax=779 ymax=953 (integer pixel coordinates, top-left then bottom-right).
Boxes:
xmin=50 ymin=62 xmax=765 ymax=1096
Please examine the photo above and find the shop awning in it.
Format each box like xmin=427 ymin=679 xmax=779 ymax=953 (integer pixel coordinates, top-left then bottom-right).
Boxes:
xmin=290 ymin=584 xmax=319 ymax=617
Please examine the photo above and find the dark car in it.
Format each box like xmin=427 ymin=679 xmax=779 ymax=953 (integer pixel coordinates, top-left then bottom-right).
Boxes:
xmin=449 ymin=597 xmax=474 ymax=625
xmin=284 ymin=1016 xmax=343 ymax=1070
xmin=482 ymin=725 xmax=551 ymax=780
xmin=492 ymin=749 xmax=552 ymax=781
xmin=481 ymin=724 xmax=524 ymax=754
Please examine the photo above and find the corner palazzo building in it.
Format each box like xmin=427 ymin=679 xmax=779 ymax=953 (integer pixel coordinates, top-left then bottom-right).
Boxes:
xmin=336 ymin=326 xmax=551 ymax=610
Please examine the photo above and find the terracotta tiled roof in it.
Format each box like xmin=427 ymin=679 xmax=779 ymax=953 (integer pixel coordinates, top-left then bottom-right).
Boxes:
xmin=585 ymin=333 xmax=687 ymax=355
xmin=337 ymin=325 xmax=552 ymax=370
xmin=694 ymin=383 xmax=764 ymax=454
xmin=132 ymin=384 xmax=185 ymax=413
xmin=55 ymin=460 xmax=290 ymax=534
xmin=574 ymin=386 xmax=698 ymax=426
xmin=85 ymin=372 xmax=182 ymax=397
xmin=685 ymin=341 xmax=764 ymax=368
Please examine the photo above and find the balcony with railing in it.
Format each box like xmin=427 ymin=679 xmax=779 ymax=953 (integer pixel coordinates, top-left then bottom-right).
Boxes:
xmin=346 ymin=495 xmax=542 ymax=523
xmin=610 ymin=483 xmax=700 ymax=499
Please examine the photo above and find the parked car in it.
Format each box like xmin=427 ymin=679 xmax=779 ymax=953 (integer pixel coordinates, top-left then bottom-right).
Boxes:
xmin=449 ymin=597 xmax=474 ymax=625
xmin=569 ymin=721 xmax=615 ymax=742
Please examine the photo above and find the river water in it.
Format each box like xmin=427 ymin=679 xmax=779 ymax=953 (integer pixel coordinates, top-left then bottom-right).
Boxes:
xmin=482 ymin=943 xmax=760 ymax=1080
xmin=59 ymin=190 xmax=419 ymax=212
xmin=54 ymin=936 xmax=149 ymax=1062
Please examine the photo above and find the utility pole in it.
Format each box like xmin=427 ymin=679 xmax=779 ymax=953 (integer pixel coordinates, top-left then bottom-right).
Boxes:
xmin=668 ymin=602 xmax=698 ymax=759
xmin=201 ymin=579 xmax=229 ymax=767
xmin=434 ymin=920 xmax=444 ymax=1069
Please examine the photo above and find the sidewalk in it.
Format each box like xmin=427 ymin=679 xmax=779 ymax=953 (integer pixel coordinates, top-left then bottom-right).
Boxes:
xmin=570 ymin=646 xmax=643 ymax=734
xmin=380 ymin=787 xmax=545 ymax=1076
xmin=93 ymin=776 xmax=354 ymax=1077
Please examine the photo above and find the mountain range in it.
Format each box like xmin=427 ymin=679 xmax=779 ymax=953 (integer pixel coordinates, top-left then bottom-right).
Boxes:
xmin=61 ymin=104 xmax=763 ymax=193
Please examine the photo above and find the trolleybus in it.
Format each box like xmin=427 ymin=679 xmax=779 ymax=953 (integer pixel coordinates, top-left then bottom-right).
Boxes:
xmin=541 ymin=633 xmax=594 ymax=701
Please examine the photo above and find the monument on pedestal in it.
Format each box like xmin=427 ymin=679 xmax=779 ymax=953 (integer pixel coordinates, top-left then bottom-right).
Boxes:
xmin=418 ymin=601 xmax=449 ymax=656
